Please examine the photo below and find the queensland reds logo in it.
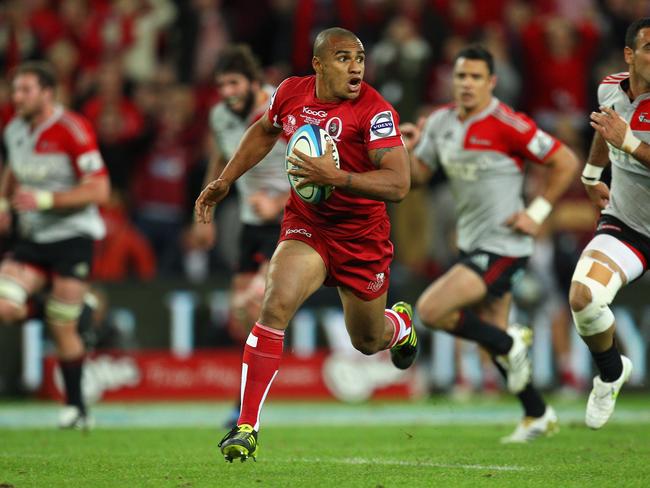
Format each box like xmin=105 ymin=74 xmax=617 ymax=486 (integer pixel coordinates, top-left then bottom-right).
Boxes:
xmin=325 ymin=117 xmax=343 ymax=141
xmin=283 ymin=114 xmax=297 ymax=135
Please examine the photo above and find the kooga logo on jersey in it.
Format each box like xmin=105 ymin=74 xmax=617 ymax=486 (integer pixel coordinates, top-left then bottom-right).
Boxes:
xmin=302 ymin=107 xmax=328 ymax=118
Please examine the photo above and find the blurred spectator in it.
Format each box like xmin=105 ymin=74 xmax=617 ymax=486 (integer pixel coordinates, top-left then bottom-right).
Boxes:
xmin=117 ymin=0 xmax=177 ymax=82
xmin=0 ymin=0 xmax=41 ymax=71
xmin=28 ymin=0 xmax=65 ymax=51
xmin=93 ymin=191 xmax=157 ymax=281
xmin=370 ymin=16 xmax=431 ymax=122
xmin=517 ymin=12 xmax=600 ymax=130
xmin=131 ymin=84 xmax=200 ymax=276
xmin=44 ymin=39 xmax=80 ymax=107
xmin=479 ymin=23 xmax=521 ymax=107
xmin=82 ymin=59 xmax=145 ymax=143
xmin=58 ymin=0 xmax=134 ymax=75
xmin=427 ymin=34 xmax=467 ymax=104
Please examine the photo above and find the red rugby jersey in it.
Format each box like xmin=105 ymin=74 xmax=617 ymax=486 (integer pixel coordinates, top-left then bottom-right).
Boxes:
xmin=267 ymin=75 xmax=404 ymax=238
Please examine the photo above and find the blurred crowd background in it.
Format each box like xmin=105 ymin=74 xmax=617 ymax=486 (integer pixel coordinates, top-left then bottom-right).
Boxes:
xmin=1 ymin=0 xmax=650 ymax=396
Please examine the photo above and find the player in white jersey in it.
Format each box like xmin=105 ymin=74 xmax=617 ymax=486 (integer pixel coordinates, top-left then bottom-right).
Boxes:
xmin=188 ymin=45 xmax=289 ymax=426
xmin=0 ymin=62 xmax=110 ymax=428
xmin=403 ymin=46 xmax=578 ymax=442
xmin=569 ymin=18 xmax=650 ymax=429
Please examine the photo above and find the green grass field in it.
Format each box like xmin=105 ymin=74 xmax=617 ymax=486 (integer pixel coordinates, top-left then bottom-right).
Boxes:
xmin=2 ymin=395 xmax=649 ymax=487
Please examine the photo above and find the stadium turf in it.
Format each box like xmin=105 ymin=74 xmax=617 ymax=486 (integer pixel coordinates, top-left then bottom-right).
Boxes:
xmin=1 ymin=397 xmax=649 ymax=487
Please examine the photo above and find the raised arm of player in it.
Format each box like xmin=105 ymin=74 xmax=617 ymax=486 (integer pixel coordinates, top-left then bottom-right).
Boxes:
xmin=581 ymin=130 xmax=612 ymax=210
xmin=195 ymin=114 xmax=281 ymax=223
xmin=506 ymin=143 xmax=579 ymax=236
xmin=288 ymin=142 xmax=410 ymax=203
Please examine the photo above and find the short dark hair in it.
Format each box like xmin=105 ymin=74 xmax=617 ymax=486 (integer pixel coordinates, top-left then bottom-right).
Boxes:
xmin=313 ymin=27 xmax=359 ymax=57
xmin=214 ymin=44 xmax=262 ymax=82
xmin=13 ymin=61 xmax=57 ymax=89
xmin=625 ymin=18 xmax=650 ymax=49
xmin=454 ymin=45 xmax=494 ymax=75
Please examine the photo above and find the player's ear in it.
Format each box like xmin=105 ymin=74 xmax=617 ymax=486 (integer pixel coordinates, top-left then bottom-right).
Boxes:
xmin=624 ymin=46 xmax=634 ymax=66
xmin=312 ymin=56 xmax=322 ymax=75
xmin=489 ymin=74 xmax=497 ymax=91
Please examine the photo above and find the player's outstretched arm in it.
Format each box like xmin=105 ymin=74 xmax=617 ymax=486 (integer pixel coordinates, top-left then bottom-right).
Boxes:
xmin=580 ymin=131 xmax=611 ymax=210
xmin=195 ymin=115 xmax=281 ymax=223
xmin=11 ymin=174 xmax=110 ymax=213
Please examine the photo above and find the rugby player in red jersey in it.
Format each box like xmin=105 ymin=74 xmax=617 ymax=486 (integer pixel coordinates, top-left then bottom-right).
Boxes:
xmin=195 ymin=28 xmax=416 ymax=462
xmin=403 ymin=46 xmax=578 ymax=442
xmin=0 ymin=62 xmax=110 ymax=429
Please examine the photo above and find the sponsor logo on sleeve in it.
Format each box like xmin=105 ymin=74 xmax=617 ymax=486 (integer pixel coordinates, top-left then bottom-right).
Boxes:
xmin=77 ymin=150 xmax=103 ymax=173
xmin=369 ymin=111 xmax=397 ymax=141
xmin=526 ymin=129 xmax=554 ymax=159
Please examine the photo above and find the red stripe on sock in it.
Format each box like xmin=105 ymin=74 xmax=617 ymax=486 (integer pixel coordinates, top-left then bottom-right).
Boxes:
xmin=238 ymin=323 xmax=284 ymax=429
xmin=385 ymin=310 xmax=401 ymax=349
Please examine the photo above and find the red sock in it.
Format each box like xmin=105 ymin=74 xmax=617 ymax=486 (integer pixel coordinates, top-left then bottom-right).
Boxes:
xmin=238 ymin=323 xmax=284 ymax=430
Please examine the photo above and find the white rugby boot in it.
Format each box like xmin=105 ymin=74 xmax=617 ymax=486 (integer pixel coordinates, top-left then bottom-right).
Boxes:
xmin=501 ymin=406 xmax=559 ymax=444
xmin=495 ymin=325 xmax=533 ymax=394
xmin=58 ymin=406 xmax=94 ymax=430
xmin=585 ymin=355 xmax=633 ymax=430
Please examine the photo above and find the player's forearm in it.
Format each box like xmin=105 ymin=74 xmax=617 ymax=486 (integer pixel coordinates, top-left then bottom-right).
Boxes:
xmin=218 ymin=118 xmax=279 ymax=185
xmin=333 ymin=168 xmax=410 ymax=203
xmin=202 ymin=152 xmax=226 ymax=188
xmin=629 ymin=142 xmax=650 ymax=169
xmin=52 ymin=176 xmax=111 ymax=208
xmin=540 ymin=145 xmax=579 ymax=205
xmin=409 ymin=156 xmax=434 ymax=187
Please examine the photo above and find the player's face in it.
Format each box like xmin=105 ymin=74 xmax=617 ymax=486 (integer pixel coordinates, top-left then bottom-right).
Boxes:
xmin=626 ymin=27 xmax=650 ymax=86
xmin=216 ymin=73 xmax=255 ymax=115
xmin=452 ymin=58 xmax=496 ymax=114
xmin=314 ymin=36 xmax=365 ymax=101
xmin=12 ymin=73 xmax=51 ymax=121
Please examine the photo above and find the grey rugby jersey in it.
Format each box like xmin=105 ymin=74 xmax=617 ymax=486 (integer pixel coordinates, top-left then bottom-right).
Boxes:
xmin=209 ymin=85 xmax=289 ymax=225
xmin=414 ymin=97 xmax=560 ymax=257
xmin=3 ymin=106 xmax=106 ymax=243
xmin=598 ymin=72 xmax=650 ymax=237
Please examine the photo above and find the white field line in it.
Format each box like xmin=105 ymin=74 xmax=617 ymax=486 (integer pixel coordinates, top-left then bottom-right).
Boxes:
xmin=281 ymin=457 xmax=529 ymax=471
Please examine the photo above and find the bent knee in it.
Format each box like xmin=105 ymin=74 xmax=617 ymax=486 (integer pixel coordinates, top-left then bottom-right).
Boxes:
xmin=416 ymin=299 xmax=458 ymax=331
xmin=569 ymin=281 xmax=593 ymax=312
xmin=415 ymin=298 xmax=442 ymax=328
xmin=350 ymin=335 xmax=383 ymax=355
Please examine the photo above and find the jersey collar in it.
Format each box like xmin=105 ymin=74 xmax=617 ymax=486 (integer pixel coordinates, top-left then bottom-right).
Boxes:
xmin=456 ymin=97 xmax=499 ymax=125
xmin=27 ymin=104 xmax=64 ymax=139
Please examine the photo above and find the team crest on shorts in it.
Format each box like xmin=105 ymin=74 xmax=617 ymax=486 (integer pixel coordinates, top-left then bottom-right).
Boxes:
xmin=367 ymin=272 xmax=386 ymax=293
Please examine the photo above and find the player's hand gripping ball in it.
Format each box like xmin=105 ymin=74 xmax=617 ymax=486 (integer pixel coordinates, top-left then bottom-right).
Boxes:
xmin=286 ymin=124 xmax=340 ymax=204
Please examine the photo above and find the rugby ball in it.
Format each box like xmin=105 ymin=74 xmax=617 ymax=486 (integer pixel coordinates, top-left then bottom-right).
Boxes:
xmin=286 ymin=124 xmax=340 ymax=204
